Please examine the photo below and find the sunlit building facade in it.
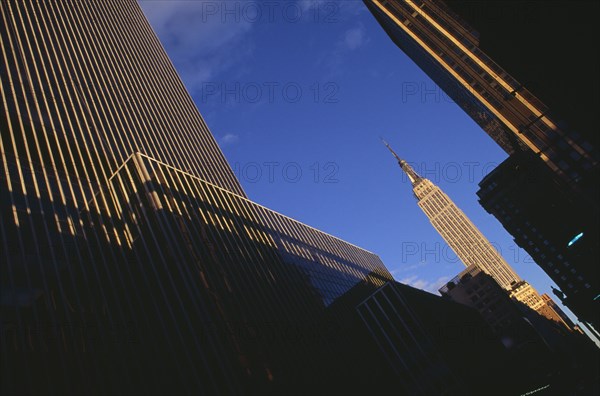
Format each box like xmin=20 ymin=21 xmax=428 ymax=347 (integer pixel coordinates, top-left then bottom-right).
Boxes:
xmin=383 ymin=143 xmax=519 ymax=290
xmin=384 ymin=143 xmax=570 ymax=329
xmin=507 ymin=280 xmax=573 ymax=329
xmin=1 ymin=1 xmax=398 ymax=394
xmin=508 ymin=281 xmax=545 ymax=312
xmin=364 ymin=0 xmax=598 ymax=188
xmin=541 ymin=293 xmax=576 ymax=332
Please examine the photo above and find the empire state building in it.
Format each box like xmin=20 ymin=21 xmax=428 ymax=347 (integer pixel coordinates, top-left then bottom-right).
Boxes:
xmin=383 ymin=141 xmax=520 ymax=290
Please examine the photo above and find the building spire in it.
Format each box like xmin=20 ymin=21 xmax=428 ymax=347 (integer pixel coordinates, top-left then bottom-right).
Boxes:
xmin=381 ymin=138 xmax=422 ymax=184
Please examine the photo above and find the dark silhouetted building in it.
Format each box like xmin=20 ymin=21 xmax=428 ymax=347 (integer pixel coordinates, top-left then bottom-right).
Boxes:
xmin=382 ymin=142 xmax=599 ymax=392
xmin=358 ymin=280 xmax=516 ymax=394
xmin=440 ymin=266 xmax=540 ymax=348
xmin=443 ymin=0 xmax=599 ymax=151
xmin=478 ymin=151 xmax=599 ymax=330
xmin=440 ymin=266 xmax=600 ymax=394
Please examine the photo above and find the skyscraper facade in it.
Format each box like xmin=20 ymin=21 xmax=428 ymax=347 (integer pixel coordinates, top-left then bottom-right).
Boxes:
xmin=364 ymin=0 xmax=598 ymax=190
xmin=439 ymin=1 xmax=599 ymax=152
xmin=383 ymin=142 xmax=568 ymax=327
xmin=1 ymin=1 xmax=396 ymax=394
xmin=1 ymin=0 xmax=244 ymax=197
xmin=383 ymin=142 xmax=519 ymax=290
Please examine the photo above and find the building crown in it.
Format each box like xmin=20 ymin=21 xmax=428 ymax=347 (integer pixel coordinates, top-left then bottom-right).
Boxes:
xmin=381 ymin=138 xmax=423 ymax=185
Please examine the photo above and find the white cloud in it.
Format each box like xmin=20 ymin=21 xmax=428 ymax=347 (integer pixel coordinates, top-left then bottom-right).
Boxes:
xmin=298 ymin=0 xmax=366 ymax=18
xmin=398 ymin=274 xmax=418 ymax=284
xmin=397 ymin=275 xmax=451 ymax=295
xmin=396 ymin=261 xmax=428 ymax=274
xmin=298 ymin=0 xmax=329 ymax=13
xmin=343 ymin=25 xmax=367 ymax=50
xmin=316 ymin=22 xmax=369 ymax=78
xmin=139 ymin=1 xmax=254 ymax=96
xmin=219 ymin=133 xmax=240 ymax=146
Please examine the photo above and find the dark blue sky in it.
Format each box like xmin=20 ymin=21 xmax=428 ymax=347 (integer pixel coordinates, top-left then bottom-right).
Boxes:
xmin=139 ymin=1 xmax=562 ymax=302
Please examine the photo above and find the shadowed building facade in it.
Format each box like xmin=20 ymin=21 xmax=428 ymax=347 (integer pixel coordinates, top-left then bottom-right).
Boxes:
xmin=357 ymin=280 xmax=516 ymax=395
xmin=441 ymin=0 xmax=599 ymax=152
xmin=478 ymin=151 xmax=599 ymax=330
xmin=439 ymin=266 xmax=600 ymax=395
xmin=3 ymin=150 xmax=397 ymax=394
xmin=0 ymin=1 xmax=398 ymax=393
